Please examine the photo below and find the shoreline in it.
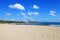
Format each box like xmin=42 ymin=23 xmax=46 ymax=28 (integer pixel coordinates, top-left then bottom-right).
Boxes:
xmin=0 ymin=23 xmax=60 ymax=27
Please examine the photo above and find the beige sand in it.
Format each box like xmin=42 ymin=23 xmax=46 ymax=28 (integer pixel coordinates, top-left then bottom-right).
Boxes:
xmin=0 ymin=24 xmax=60 ymax=40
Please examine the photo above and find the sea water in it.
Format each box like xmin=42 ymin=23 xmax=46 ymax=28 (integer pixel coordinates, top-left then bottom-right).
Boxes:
xmin=38 ymin=22 xmax=60 ymax=26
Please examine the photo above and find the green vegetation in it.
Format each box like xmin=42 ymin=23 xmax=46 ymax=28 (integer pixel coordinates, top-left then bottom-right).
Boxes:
xmin=0 ymin=20 xmax=26 ymax=24
xmin=0 ymin=20 xmax=39 ymax=25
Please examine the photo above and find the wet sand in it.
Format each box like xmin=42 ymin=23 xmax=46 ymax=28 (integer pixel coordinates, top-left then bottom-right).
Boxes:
xmin=0 ymin=24 xmax=60 ymax=40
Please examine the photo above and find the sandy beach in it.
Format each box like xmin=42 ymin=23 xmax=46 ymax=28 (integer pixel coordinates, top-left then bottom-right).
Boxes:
xmin=0 ymin=24 xmax=60 ymax=40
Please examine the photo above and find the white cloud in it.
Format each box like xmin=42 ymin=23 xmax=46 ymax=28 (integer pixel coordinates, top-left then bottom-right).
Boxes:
xmin=28 ymin=12 xmax=39 ymax=15
xmin=28 ymin=12 xmax=32 ymax=15
xmin=21 ymin=12 xmax=38 ymax=21
xmin=49 ymin=10 xmax=56 ymax=16
xmin=6 ymin=13 xmax=12 ymax=16
xmin=29 ymin=17 xmax=34 ymax=21
xmin=10 ymin=19 xmax=16 ymax=21
xmin=9 ymin=3 xmax=25 ymax=10
xmin=3 ymin=11 xmax=12 ymax=16
xmin=21 ymin=12 xmax=28 ymax=21
xmin=33 ymin=5 xmax=39 ymax=9
xmin=21 ymin=12 xmax=26 ymax=16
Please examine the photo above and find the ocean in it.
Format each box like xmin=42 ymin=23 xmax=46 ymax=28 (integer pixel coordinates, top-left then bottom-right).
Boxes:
xmin=32 ymin=22 xmax=60 ymax=26
xmin=19 ymin=22 xmax=60 ymax=26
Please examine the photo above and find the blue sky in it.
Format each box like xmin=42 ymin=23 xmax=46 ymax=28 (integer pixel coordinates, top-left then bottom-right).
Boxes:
xmin=0 ymin=0 xmax=60 ymax=22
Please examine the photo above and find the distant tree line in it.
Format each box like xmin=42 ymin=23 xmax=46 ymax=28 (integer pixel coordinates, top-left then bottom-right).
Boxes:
xmin=0 ymin=20 xmax=26 ymax=24
xmin=0 ymin=20 xmax=40 ymax=25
